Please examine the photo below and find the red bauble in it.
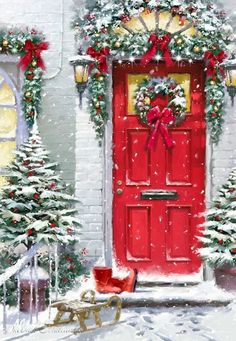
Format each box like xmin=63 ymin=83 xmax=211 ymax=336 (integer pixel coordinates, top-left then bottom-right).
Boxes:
xmin=50 ymin=223 xmax=57 ymax=228
xmin=231 ymin=248 xmax=236 ymax=253
xmin=98 ymin=95 xmax=103 ymax=100
xmin=66 ymin=257 xmax=73 ymax=263
xmin=211 ymin=113 xmax=218 ymax=119
xmin=26 ymin=74 xmax=34 ymax=81
xmin=12 ymin=220 xmax=17 ymax=225
xmin=28 ymin=171 xmax=34 ymax=177
xmin=218 ymin=240 xmax=223 ymax=245
xmin=33 ymin=193 xmax=40 ymax=200
xmin=215 ymin=216 xmax=222 ymax=221
xmin=28 ymin=229 xmax=33 ymax=236
xmin=96 ymin=108 xmax=102 ymax=114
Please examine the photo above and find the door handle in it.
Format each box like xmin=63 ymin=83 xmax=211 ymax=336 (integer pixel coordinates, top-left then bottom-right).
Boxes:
xmin=116 ymin=188 xmax=123 ymax=195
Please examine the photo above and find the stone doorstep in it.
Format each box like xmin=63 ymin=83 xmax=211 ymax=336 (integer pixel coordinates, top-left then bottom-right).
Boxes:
xmin=93 ymin=284 xmax=234 ymax=308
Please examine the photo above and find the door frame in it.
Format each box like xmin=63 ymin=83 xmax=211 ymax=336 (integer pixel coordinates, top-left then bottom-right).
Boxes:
xmin=102 ymin=57 xmax=214 ymax=280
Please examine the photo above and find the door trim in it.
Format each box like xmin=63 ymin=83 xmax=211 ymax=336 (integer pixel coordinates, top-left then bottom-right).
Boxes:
xmin=103 ymin=58 xmax=213 ymax=280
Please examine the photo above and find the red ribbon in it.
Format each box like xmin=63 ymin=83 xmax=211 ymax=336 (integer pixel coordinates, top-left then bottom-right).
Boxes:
xmin=86 ymin=46 xmax=110 ymax=73
xmin=141 ymin=33 xmax=174 ymax=67
xmin=18 ymin=40 xmax=49 ymax=71
xmin=204 ymin=50 xmax=227 ymax=78
xmin=147 ymin=106 xmax=175 ymax=149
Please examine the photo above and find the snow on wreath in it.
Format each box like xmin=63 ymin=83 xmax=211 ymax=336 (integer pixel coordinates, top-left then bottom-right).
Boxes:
xmin=135 ymin=77 xmax=186 ymax=150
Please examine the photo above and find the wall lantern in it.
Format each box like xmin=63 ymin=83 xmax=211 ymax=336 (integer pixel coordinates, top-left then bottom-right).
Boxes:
xmin=222 ymin=57 xmax=236 ymax=106
xmin=69 ymin=53 xmax=94 ymax=108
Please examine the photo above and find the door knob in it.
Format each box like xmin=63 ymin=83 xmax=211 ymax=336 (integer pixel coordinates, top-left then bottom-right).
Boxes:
xmin=116 ymin=188 xmax=123 ymax=195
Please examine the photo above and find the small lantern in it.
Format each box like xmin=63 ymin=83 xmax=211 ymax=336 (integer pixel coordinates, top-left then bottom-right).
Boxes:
xmin=69 ymin=53 xmax=94 ymax=108
xmin=223 ymin=57 xmax=236 ymax=106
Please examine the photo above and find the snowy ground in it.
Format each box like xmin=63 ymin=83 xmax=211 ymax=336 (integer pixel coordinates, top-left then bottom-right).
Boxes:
xmin=2 ymin=303 xmax=236 ymax=341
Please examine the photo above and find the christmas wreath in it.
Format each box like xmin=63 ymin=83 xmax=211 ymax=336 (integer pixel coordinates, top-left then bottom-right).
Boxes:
xmin=135 ymin=77 xmax=186 ymax=149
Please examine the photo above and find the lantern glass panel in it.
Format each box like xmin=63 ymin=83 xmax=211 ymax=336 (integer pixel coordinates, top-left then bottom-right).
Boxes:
xmin=225 ymin=69 xmax=236 ymax=87
xmin=75 ymin=64 xmax=89 ymax=84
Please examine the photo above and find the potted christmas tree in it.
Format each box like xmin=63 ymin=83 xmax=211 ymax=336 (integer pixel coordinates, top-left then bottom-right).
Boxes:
xmin=199 ymin=167 xmax=236 ymax=291
xmin=0 ymin=121 xmax=81 ymax=311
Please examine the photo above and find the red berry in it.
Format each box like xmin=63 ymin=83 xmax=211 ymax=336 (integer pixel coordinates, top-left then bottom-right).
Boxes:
xmin=28 ymin=229 xmax=33 ymax=236
xmin=26 ymin=74 xmax=34 ymax=81
xmin=211 ymin=113 xmax=218 ymax=119
xmin=67 ymin=228 xmax=73 ymax=235
xmin=9 ymin=192 xmax=15 ymax=199
xmin=66 ymin=257 xmax=73 ymax=262
xmin=50 ymin=223 xmax=57 ymax=228
xmin=28 ymin=171 xmax=34 ymax=177
xmin=231 ymin=249 xmax=236 ymax=253
xmin=22 ymin=160 xmax=29 ymax=166
xmin=12 ymin=220 xmax=17 ymax=225
xmin=218 ymin=240 xmax=223 ymax=245
xmin=28 ymin=112 xmax=34 ymax=117
xmin=50 ymin=182 xmax=57 ymax=189
xmin=62 ymin=277 xmax=69 ymax=283
xmin=215 ymin=216 xmax=222 ymax=221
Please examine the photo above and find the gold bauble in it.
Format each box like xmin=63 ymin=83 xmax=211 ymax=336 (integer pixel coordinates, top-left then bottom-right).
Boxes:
xmin=176 ymin=38 xmax=183 ymax=45
xmin=98 ymin=76 xmax=104 ymax=82
xmin=25 ymin=91 xmax=31 ymax=98
xmin=95 ymin=101 xmax=100 ymax=108
xmin=2 ymin=39 xmax=8 ymax=47
xmin=214 ymin=106 xmax=219 ymax=112
xmin=144 ymin=97 xmax=151 ymax=105
xmin=210 ymin=80 xmax=215 ymax=85
xmin=31 ymin=60 xmax=37 ymax=67
xmin=193 ymin=46 xmax=200 ymax=53
xmin=114 ymin=41 xmax=121 ymax=48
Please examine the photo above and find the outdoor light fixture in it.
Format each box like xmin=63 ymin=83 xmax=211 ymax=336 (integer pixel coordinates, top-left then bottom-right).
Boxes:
xmin=223 ymin=56 xmax=236 ymax=106
xmin=69 ymin=52 xmax=94 ymax=108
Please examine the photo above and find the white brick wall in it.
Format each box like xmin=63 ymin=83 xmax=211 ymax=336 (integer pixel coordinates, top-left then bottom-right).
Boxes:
xmin=1 ymin=0 xmax=236 ymax=262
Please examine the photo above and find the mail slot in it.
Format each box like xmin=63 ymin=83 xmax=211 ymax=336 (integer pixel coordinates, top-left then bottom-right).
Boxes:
xmin=141 ymin=190 xmax=178 ymax=200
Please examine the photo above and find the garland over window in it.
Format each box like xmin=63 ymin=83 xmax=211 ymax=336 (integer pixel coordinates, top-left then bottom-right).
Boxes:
xmin=0 ymin=28 xmax=48 ymax=126
xmin=73 ymin=0 xmax=233 ymax=143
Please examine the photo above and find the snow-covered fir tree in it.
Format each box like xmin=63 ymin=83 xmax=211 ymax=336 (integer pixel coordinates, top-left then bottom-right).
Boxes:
xmin=0 ymin=121 xmax=80 ymax=250
xmin=199 ymin=168 xmax=236 ymax=266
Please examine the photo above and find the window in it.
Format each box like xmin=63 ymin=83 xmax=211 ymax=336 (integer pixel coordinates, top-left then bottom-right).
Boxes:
xmin=0 ymin=66 xmax=27 ymax=186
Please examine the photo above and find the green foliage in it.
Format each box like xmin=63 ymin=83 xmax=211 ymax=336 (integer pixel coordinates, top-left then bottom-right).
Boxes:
xmin=0 ymin=123 xmax=81 ymax=249
xmin=199 ymin=168 xmax=236 ymax=267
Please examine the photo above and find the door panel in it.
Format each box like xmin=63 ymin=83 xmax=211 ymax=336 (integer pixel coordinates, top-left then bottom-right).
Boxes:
xmin=113 ymin=61 xmax=205 ymax=275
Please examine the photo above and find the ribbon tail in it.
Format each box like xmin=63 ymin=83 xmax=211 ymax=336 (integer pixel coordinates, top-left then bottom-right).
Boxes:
xmin=159 ymin=124 xmax=174 ymax=148
xmin=163 ymin=50 xmax=174 ymax=67
xmin=18 ymin=52 xmax=32 ymax=71
xmin=147 ymin=121 xmax=160 ymax=150
xmin=141 ymin=45 xmax=158 ymax=65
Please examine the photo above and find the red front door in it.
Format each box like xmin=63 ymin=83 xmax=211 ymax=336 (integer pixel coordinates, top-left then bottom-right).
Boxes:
xmin=112 ymin=61 xmax=205 ymax=275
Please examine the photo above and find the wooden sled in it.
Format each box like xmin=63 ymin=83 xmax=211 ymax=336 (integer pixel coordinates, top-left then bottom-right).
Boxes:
xmin=47 ymin=290 xmax=122 ymax=333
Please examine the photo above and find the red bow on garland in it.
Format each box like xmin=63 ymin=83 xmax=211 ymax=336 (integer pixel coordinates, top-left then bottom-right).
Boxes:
xmin=204 ymin=50 xmax=227 ymax=78
xmin=141 ymin=33 xmax=174 ymax=67
xmin=18 ymin=40 xmax=49 ymax=71
xmin=86 ymin=46 xmax=110 ymax=73
xmin=147 ymin=106 xmax=175 ymax=150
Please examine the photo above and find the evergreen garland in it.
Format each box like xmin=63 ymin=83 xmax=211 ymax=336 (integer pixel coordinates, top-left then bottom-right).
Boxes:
xmin=73 ymin=0 xmax=233 ymax=143
xmin=0 ymin=28 xmax=48 ymax=126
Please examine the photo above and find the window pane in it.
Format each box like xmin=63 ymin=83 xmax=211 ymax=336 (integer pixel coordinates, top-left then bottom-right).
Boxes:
xmin=0 ymin=82 xmax=15 ymax=105
xmin=168 ymin=73 xmax=191 ymax=112
xmin=0 ymin=141 xmax=16 ymax=167
xmin=0 ymin=108 xmax=17 ymax=138
xmin=0 ymin=176 xmax=7 ymax=188
xmin=127 ymin=74 xmax=150 ymax=115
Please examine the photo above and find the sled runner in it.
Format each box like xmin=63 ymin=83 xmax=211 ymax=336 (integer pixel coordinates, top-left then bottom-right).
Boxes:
xmin=47 ymin=289 xmax=122 ymax=333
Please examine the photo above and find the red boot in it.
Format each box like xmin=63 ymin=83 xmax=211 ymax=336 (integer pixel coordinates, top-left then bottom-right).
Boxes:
xmin=92 ymin=267 xmax=122 ymax=294
xmin=109 ymin=269 xmax=138 ymax=293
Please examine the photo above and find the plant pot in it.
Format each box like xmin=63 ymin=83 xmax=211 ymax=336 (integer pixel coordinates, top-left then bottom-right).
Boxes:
xmin=19 ymin=266 xmax=49 ymax=312
xmin=214 ymin=265 xmax=236 ymax=291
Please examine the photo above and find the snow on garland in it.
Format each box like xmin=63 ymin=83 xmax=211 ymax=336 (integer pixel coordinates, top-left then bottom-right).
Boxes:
xmin=73 ymin=0 xmax=233 ymax=143
xmin=135 ymin=77 xmax=186 ymax=149
xmin=0 ymin=28 xmax=48 ymax=126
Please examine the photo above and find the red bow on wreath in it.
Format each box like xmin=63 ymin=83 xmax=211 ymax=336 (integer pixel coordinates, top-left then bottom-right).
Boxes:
xmin=18 ymin=40 xmax=49 ymax=71
xmin=204 ymin=50 xmax=227 ymax=78
xmin=141 ymin=33 xmax=174 ymax=67
xmin=147 ymin=106 xmax=175 ymax=150
xmin=86 ymin=46 xmax=110 ymax=73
